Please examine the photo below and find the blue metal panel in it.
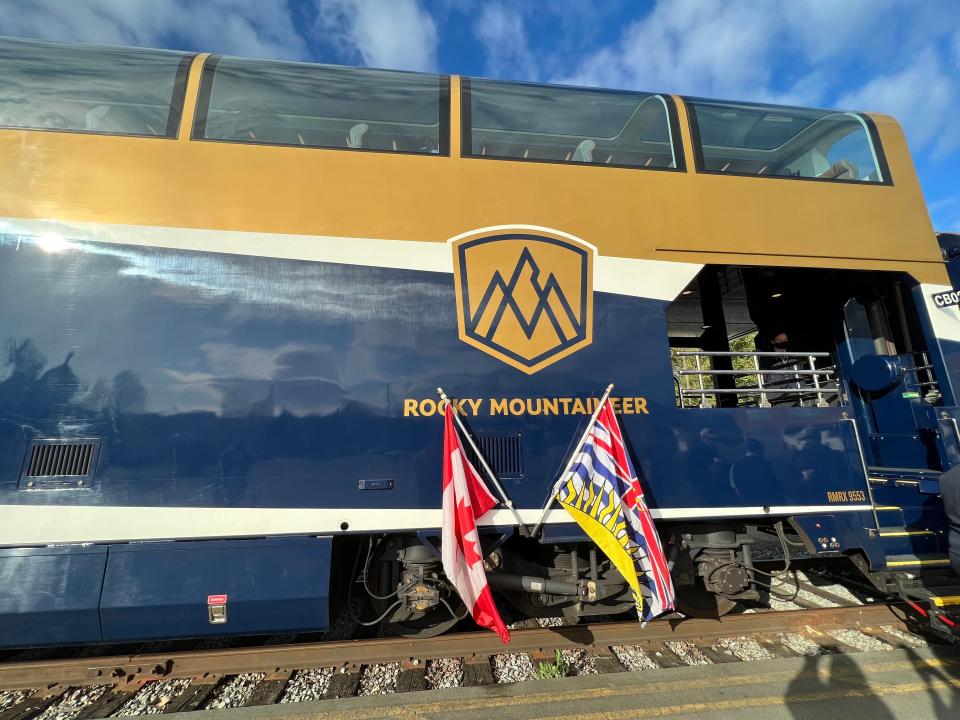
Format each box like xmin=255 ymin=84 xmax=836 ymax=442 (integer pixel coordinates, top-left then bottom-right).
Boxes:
xmin=99 ymin=537 xmax=331 ymax=642
xmin=0 ymin=545 xmax=106 ymax=647
xmin=0 ymin=235 xmax=870 ymax=519
xmin=791 ymin=513 xmax=885 ymax=568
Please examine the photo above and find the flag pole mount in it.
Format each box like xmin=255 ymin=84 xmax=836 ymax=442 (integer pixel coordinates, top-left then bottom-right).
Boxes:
xmin=531 ymin=383 xmax=615 ymax=538
xmin=436 ymin=387 xmax=530 ymax=535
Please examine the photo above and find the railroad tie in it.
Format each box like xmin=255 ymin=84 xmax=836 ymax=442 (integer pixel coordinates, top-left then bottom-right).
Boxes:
xmin=395 ymin=661 xmax=427 ymax=693
xmin=639 ymin=641 xmax=686 ymax=668
xmin=590 ymin=645 xmax=627 ymax=674
xmin=72 ymin=687 xmax=140 ymax=720
xmin=0 ymin=692 xmax=59 ymax=720
xmin=324 ymin=666 xmax=362 ymax=699
xmin=161 ymin=675 xmax=223 ymax=714
xmin=243 ymin=670 xmax=293 ymax=707
xmin=461 ymin=656 xmax=495 ymax=686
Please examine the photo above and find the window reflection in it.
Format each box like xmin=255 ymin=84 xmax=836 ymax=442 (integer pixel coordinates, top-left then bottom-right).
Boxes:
xmin=465 ymin=78 xmax=680 ymax=169
xmin=0 ymin=36 xmax=190 ymax=137
xmin=687 ymin=98 xmax=888 ymax=183
xmin=195 ymin=57 xmax=448 ymax=155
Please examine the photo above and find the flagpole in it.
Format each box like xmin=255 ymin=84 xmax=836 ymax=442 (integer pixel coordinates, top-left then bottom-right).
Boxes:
xmin=530 ymin=383 xmax=615 ymax=538
xmin=437 ymin=387 xmax=530 ymax=535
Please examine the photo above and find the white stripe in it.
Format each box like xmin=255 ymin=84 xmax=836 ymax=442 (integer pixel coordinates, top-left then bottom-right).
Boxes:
xmin=921 ymin=282 xmax=960 ymax=342
xmin=0 ymin=217 xmax=701 ymax=302
xmin=0 ymin=503 xmax=874 ymax=547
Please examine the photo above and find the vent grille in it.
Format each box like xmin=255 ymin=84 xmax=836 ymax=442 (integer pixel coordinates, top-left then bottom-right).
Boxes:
xmin=20 ymin=439 xmax=100 ymax=488
xmin=466 ymin=433 xmax=524 ymax=480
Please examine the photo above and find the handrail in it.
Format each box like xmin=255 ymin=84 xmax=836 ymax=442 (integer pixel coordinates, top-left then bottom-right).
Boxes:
xmin=675 ymin=351 xmax=833 ymax=357
xmin=674 ymin=349 xmax=837 ymax=409
xmin=842 ymin=413 xmax=881 ymax=532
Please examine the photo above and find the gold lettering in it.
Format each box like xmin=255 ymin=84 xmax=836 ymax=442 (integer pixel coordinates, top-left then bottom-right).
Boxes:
xmin=559 ymin=398 xmax=573 ymax=414
xmin=621 ymin=397 xmax=633 ymax=414
xmin=403 ymin=399 xmax=419 ymax=417
xmin=527 ymin=398 xmax=543 ymax=415
xmin=465 ymin=398 xmax=481 ymax=416
xmin=454 ymin=398 xmax=468 ymax=415
xmin=611 ymin=397 xmax=622 ymax=413
xmin=572 ymin=398 xmax=587 ymax=415
xmin=543 ymin=398 xmax=559 ymax=415
xmin=588 ymin=398 xmax=599 ymax=413
xmin=420 ymin=399 xmax=437 ymax=416
xmin=490 ymin=398 xmax=509 ymax=415
xmin=635 ymin=397 xmax=649 ymax=415
xmin=509 ymin=398 xmax=526 ymax=415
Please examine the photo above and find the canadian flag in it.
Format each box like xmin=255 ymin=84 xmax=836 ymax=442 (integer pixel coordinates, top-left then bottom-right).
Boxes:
xmin=441 ymin=404 xmax=510 ymax=643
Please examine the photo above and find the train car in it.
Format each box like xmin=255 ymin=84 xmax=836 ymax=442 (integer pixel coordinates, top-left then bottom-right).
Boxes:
xmin=1 ymin=36 xmax=958 ymax=646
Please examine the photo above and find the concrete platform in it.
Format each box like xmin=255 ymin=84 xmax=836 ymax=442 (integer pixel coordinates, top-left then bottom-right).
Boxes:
xmin=174 ymin=646 xmax=960 ymax=720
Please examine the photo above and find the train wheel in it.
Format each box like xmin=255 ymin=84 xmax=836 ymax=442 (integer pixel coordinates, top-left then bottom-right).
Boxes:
xmin=366 ymin=536 xmax=466 ymax=639
xmin=380 ymin=601 xmax=465 ymax=639
xmin=674 ymin=581 xmax=738 ymax=619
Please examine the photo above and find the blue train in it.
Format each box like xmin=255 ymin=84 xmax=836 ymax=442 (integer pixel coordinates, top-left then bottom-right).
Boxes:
xmin=1 ymin=36 xmax=959 ymax=646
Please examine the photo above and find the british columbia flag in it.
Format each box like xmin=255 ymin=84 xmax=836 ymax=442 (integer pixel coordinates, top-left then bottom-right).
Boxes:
xmin=556 ymin=398 xmax=675 ymax=623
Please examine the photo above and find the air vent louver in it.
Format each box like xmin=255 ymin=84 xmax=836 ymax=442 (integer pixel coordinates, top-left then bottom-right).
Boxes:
xmin=20 ymin=438 xmax=100 ymax=488
xmin=466 ymin=432 xmax=524 ymax=480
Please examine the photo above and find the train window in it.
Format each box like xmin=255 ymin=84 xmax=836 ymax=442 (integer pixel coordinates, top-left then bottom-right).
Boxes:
xmin=0 ymin=36 xmax=191 ymax=138
xmin=686 ymin=98 xmax=890 ymax=184
xmin=462 ymin=78 xmax=683 ymax=170
xmin=194 ymin=57 xmax=449 ymax=155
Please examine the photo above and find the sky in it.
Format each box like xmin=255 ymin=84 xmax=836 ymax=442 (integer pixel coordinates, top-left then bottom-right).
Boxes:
xmin=2 ymin=0 xmax=959 ymax=231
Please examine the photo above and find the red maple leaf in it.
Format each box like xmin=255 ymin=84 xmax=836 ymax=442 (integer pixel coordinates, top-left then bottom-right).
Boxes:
xmin=457 ymin=497 xmax=484 ymax=568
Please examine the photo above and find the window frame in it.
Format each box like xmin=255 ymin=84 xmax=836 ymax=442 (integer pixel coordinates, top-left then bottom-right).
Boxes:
xmin=683 ymin=96 xmax=893 ymax=186
xmin=460 ymin=77 xmax=686 ymax=172
xmin=0 ymin=46 xmax=195 ymax=140
xmin=191 ymin=55 xmax=451 ymax=157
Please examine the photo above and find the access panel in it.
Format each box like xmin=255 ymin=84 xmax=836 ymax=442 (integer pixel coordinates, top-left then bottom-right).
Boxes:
xmin=0 ymin=545 xmax=107 ymax=647
xmin=100 ymin=536 xmax=331 ymax=642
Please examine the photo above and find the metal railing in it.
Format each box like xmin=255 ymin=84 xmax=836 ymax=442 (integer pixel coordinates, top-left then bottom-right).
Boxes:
xmin=674 ymin=351 xmax=838 ymax=409
xmin=903 ymin=351 xmax=941 ymax=404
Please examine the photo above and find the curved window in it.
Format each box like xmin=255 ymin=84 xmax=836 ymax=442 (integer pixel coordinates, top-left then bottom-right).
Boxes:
xmin=686 ymin=98 xmax=890 ymax=184
xmin=463 ymin=78 xmax=682 ymax=170
xmin=0 ymin=36 xmax=191 ymax=137
xmin=194 ymin=57 xmax=449 ymax=155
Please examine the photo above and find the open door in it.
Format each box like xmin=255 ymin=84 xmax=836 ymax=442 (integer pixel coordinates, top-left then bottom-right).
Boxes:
xmin=840 ymin=290 xmax=942 ymax=473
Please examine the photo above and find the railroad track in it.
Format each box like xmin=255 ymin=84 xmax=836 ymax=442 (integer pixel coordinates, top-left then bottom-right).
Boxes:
xmin=0 ymin=602 xmax=940 ymax=719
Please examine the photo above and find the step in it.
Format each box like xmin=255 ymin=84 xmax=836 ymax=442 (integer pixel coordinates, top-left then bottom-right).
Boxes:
xmin=885 ymin=553 xmax=952 ymax=569
xmin=878 ymin=526 xmax=937 ymax=538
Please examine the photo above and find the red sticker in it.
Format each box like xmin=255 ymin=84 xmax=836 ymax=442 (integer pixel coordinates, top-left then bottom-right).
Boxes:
xmin=207 ymin=594 xmax=228 ymax=605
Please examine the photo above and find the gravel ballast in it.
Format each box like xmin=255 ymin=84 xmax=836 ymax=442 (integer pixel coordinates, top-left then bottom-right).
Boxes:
xmin=492 ymin=653 xmax=537 ymax=683
xmin=279 ymin=668 xmax=334 ymax=703
xmin=357 ymin=663 xmax=400 ymax=695
xmin=114 ymin=679 xmax=192 ymax=716
xmin=425 ymin=658 xmax=463 ymax=689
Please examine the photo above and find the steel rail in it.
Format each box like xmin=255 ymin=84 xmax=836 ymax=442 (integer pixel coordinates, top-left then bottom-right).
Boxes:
xmin=0 ymin=603 xmax=912 ymax=691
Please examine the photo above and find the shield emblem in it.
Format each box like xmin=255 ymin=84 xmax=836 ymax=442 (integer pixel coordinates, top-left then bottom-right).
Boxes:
xmin=451 ymin=227 xmax=594 ymax=374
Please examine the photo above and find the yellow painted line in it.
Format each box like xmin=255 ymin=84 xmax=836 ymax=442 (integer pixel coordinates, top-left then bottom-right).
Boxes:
xmin=932 ymin=595 xmax=960 ymax=607
xmin=545 ymin=679 xmax=960 ymax=720
xmin=879 ymin=529 xmax=935 ymax=537
xmin=287 ymin=656 xmax=960 ymax=720
xmin=869 ymin=478 xmax=919 ymax=485
xmin=887 ymin=558 xmax=951 ymax=567
xmin=874 ymin=505 xmax=901 ymax=511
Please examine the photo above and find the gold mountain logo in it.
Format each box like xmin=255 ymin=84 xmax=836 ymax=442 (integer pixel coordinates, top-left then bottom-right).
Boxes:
xmin=451 ymin=227 xmax=594 ymax=374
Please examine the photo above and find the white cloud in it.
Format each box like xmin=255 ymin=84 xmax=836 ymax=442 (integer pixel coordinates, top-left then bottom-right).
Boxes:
xmin=314 ymin=0 xmax=438 ymax=71
xmin=557 ymin=0 xmax=960 ymax=158
xmin=474 ymin=3 xmax=537 ymax=80
xmin=0 ymin=0 xmax=309 ymax=59
xmin=840 ymin=50 xmax=960 ymax=159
